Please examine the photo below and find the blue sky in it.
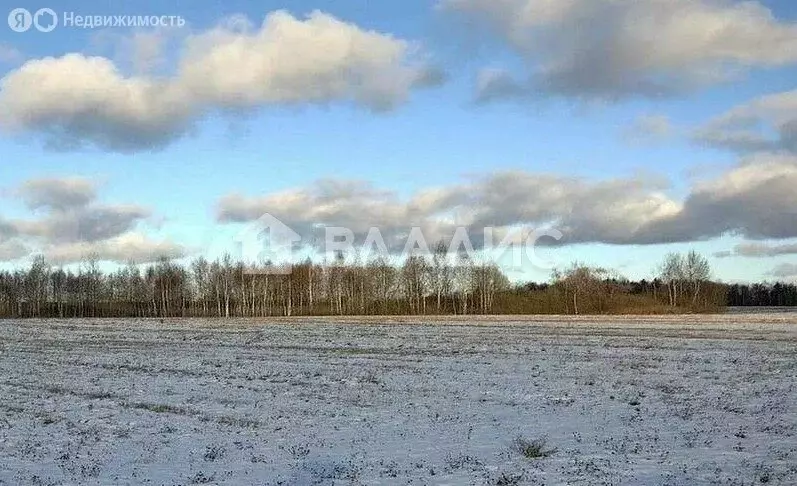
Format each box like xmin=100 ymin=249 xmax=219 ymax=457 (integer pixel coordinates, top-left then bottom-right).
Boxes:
xmin=1 ymin=0 xmax=797 ymax=282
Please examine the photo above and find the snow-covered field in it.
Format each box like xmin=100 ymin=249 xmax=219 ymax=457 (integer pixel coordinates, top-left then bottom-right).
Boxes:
xmin=1 ymin=315 xmax=795 ymax=485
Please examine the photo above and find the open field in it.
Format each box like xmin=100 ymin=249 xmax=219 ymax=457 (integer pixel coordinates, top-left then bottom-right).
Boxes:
xmin=1 ymin=315 xmax=796 ymax=485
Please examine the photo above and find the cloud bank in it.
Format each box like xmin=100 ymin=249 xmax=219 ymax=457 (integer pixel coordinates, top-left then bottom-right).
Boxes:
xmin=715 ymin=242 xmax=797 ymax=259
xmin=0 ymin=11 xmax=440 ymax=152
xmin=770 ymin=263 xmax=797 ymax=279
xmin=695 ymin=89 xmax=797 ymax=154
xmin=217 ymin=152 xmax=797 ymax=249
xmin=0 ymin=177 xmax=187 ymax=263
xmin=442 ymin=0 xmax=797 ymax=101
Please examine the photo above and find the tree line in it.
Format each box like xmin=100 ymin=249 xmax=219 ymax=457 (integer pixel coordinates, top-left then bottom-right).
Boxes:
xmin=0 ymin=250 xmax=728 ymax=319
xmin=726 ymin=282 xmax=797 ymax=307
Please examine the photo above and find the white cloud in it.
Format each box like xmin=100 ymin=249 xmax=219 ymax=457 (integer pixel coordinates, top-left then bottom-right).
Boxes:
xmin=715 ymin=242 xmax=797 ymax=258
xmin=695 ymin=89 xmax=797 ymax=153
xmin=129 ymin=30 xmax=172 ymax=74
xmin=2 ymin=176 xmax=187 ymax=264
xmin=0 ymin=54 xmax=192 ymax=151
xmin=178 ymin=11 xmax=438 ymax=110
xmin=770 ymin=263 xmax=797 ymax=279
xmin=7 ymin=177 xmax=151 ymax=244
xmin=17 ymin=177 xmax=97 ymax=212
xmin=0 ymin=240 xmax=28 ymax=262
xmin=442 ymin=0 xmax=797 ymax=101
xmin=43 ymin=232 xmax=188 ymax=264
xmin=623 ymin=114 xmax=673 ymax=143
xmin=0 ymin=11 xmax=440 ymax=152
xmin=640 ymin=154 xmax=797 ymax=242
xmin=217 ymin=152 xmax=797 ymax=247
xmin=14 ymin=205 xmax=152 ymax=244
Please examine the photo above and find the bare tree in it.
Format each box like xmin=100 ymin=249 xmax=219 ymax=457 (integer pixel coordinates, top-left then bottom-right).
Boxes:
xmin=82 ymin=255 xmax=101 ymax=317
xmin=191 ymin=257 xmax=210 ymax=317
xmin=453 ymin=253 xmax=474 ymax=315
xmin=472 ymin=261 xmax=508 ymax=313
xmin=25 ymin=255 xmax=50 ymax=317
xmin=684 ymin=250 xmax=711 ymax=305
xmin=660 ymin=253 xmax=685 ymax=307
xmin=554 ymin=262 xmax=607 ymax=315
xmin=431 ymin=241 xmax=452 ymax=314
xmin=369 ymin=255 xmax=397 ymax=314
xmin=402 ymin=255 xmax=428 ymax=315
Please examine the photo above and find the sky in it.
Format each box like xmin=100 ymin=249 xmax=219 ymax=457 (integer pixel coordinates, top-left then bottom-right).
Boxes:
xmin=1 ymin=0 xmax=797 ymax=283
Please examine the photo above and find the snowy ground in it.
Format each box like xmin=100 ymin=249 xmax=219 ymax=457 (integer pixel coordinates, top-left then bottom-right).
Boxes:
xmin=1 ymin=315 xmax=795 ymax=485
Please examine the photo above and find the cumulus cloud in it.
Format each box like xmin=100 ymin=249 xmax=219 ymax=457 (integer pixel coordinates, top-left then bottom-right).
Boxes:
xmin=218 ymin=179 xmax=460 ymax=250
xmin=714 ymin=242 xmax=797 ymax=258
xmin=0 ymin=54 xmax=192 ymax=151
xmin=129 ymin=30 xmax=174 ymax=74
xmin=442 ymin=0 xmax=797 ymax=101
xmin=15 ymin=205 xmax=152 ymax=243
xmin=217 ymin=172 xmax=678 ymax=248
xmin=178 ymin=11 xmax=439 ymax=110
xmin=623 ymin=115 xmax=673 ymax=143
xmin=43 ymin=232 xmax=188 ymax=264
xmin=217 ymin=153 xmax=797 ymax=248
xmin=638 ymin=154 xmax=797 ymax=242
xmin=7 ymin=177 xmax=149 ymax=243
xmin=0 ymin=216 xmax=25 ymax=261
xmin=0 ymin=11 xmax=440 ymax=152
xmin=695 ymin=89 xmax=797 ymax=153
xmin=0 ymin=218 xmax=18 ymax=239
xmin=17 ymin=177 xmax=96 ymax=212
xmin=474 ymin=68 xmax=531 ymax=103
xmin=769 ymin=263 xmax=797 ymax=279
xmin=0 ymin=240 xmax=28 ymax=262
xmin=3 ymin=176 xmax=187 ymax=264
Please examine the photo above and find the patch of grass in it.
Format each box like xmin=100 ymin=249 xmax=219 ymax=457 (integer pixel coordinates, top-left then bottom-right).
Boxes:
xmin=189 ymin=471 xmax=216 ymax=484
xmin=216 ymin=415 xmax=260 ymax=428
xmin=79 ymin=463 xmax=101 ymax=479
xmin=203 ymin=445 xmax=226 ymax=462
xmin=512 ymin=436 xmax=557 ymax=459
xmin=444 ymin=453 xmax=483 ymax=471
xmin=496 ymin=472 xmax=523 ymax=485
xmin=86 ymin=391 xmax=113 ymax=400
xmin=39 ymin=414 xmax=59 ymax=425
xmin=361 ymin=370 xmax=381 ymax=385
xmin=129 ymin=402 xmax=190 ymax=415
xmin=287 ymin=444 xmax=311 ymax=459
xmin=43 ymin=384 xmax=69 ymax=395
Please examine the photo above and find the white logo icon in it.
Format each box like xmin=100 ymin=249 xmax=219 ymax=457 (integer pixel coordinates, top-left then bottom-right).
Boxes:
xmin=8 ymin=8 xmax=32 ymax=32
xmin=33 ymin=8 xmax=57 ymax=32
xmin=233 ymin=213 xmax=303 ymax=275
xmin=8 ymin=7 xmax=57 ymax=32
